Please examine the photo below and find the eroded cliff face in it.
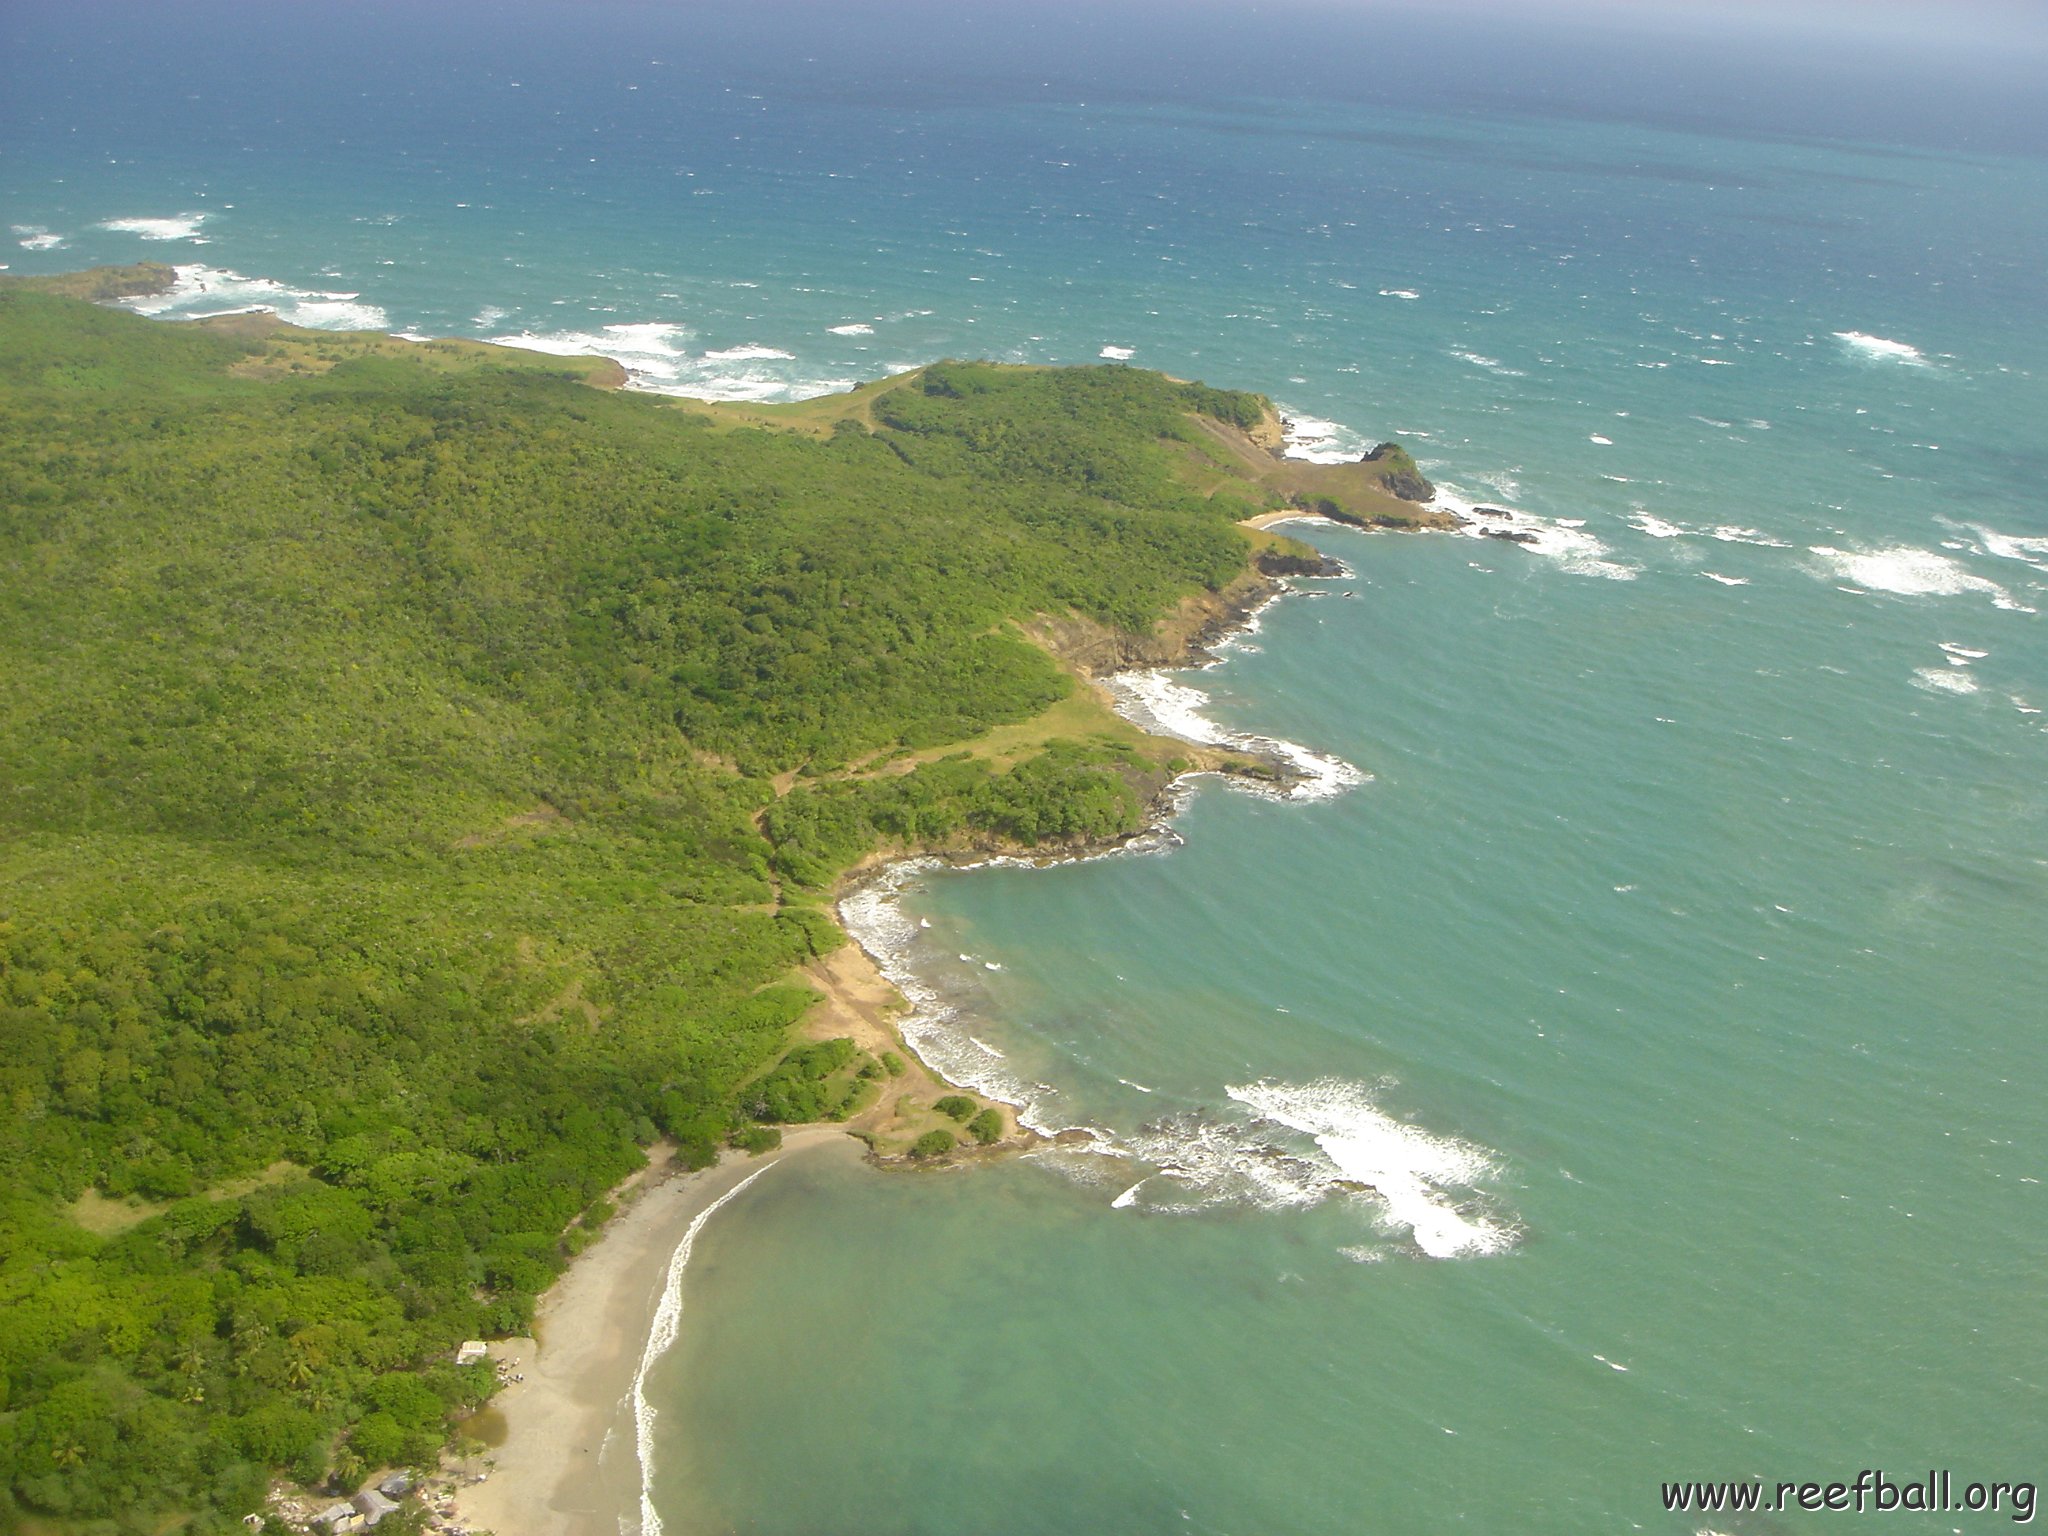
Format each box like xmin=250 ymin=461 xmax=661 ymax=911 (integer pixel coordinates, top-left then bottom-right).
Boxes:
xmin=1023 ymin=568 xmax=1281 ymax=677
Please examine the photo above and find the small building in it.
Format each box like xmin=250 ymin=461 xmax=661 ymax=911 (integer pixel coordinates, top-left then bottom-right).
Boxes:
xmin=455 ymin=1340 xmax=489 ymax=1366
xmin=351 ymin=1487 xmax=400 ymax=1527
xmin=377 ymin=1470 xmax=413 ymax=1500
xmin=312 ymin=1503 xmax=363 ymax=1535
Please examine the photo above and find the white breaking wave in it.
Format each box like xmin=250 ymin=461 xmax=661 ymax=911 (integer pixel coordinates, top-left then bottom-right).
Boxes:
xmin=1912 ymin=667 xmax=1979 ymax=696
xmin=838 ymin=863 xmax=1047 ymax=1121
xmin=1449 ymin=349 xmax=1525 ymax=377
xmin=1834 ymin=330 xmax=1928 ymax=366
xmin=119 ymin=264 xmax=389 ymax=329
xmin=633 ymin=1164 xmax=775 ymax=1536
xmin=1099 ymin=1078 xmax=1514 ymax=1257
xmin=1701 ymin=572 xmax=1749 ymax=586
xmin=1378 ymin=288 xmax=1421 ymax=300
xmin=487 ymin=321 xmax=855 ymax=402
xmin=1099 ymin=344 xmax=1136 ymax=361
xmin=702 ymin=343 xmax=796 ymax=363
xmin=1102 ymin=670 xmax=1365 ymax=802
xmin=99 ymin=213 xmax=210 ymax=242
xmin=1277 ymin=409 xmax=1372 ymax=464
xmin=1626 ymin=509 xmax=1789 ymax=548
xmin=1952 ymin=522 xmax=2048 ymax=571
xmin=1809 ymin=545 xmax=2027 ymax=610
xmin=827 ymin=322 xmax=875 ymax=336
xmin=1437 ymin=487 xmax=1639 ymax=581
xmin=12 ymin=226 xmax=64 ymax=251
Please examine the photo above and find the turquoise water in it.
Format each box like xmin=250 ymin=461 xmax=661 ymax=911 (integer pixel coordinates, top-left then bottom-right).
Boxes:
xmin=7 ymin=5 xmax=2045 ymax=1529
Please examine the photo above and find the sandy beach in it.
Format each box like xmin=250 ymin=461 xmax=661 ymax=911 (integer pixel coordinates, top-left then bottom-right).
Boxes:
xmin=448 ymin=1125 xmax=859 ymax=1536
xmin=446 ymin=937 xmax=1026 ymax=1536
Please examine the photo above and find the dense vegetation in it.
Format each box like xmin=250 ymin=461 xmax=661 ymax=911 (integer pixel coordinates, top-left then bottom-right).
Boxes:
xmin=0 ymin=291 xmax=1290 ymax=1531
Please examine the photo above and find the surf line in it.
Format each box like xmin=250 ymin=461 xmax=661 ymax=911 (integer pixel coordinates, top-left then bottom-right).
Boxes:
xmin=632 ymin=1163 xmax=777 ymax=1536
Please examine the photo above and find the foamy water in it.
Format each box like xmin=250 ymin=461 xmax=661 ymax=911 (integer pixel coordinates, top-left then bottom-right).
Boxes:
xmin=1437 ymin=487 xmax=1640 ymax=581
xmin=118 ymin=264 xmax=389 ymax=329
xmin=1102 ymin=669 xmax=1365 ymax=802
xmin=839 ymin=863 xmax=1047 ymax=1119
xmin=484 ymin=320 xmax=855 ymax=402
xmin=1228 ymin=1079 xmax=1513 ymax=1258
xmin=633 ymin=1164 xmax=775 ymax=1536
xmin=1809 ymin=544 xmax=2027 ymax=611
xmin=1834 ymin=330 xmax=1928 ymax=365
xmin=99 ymin=213 xmax=210 ymax=241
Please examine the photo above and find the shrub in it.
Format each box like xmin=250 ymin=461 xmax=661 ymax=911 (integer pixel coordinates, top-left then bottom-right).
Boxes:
xmin=731 ymin=1125 xmax=782 ymax=1155
xmin=934 ymin=1095 xmax=976 ymax=1122
xmin=966 ymin=1108 xmax=1004 ymax=1145
xmin=909 ymin=1130 xmax=956 ymax=1160
xmin=880 ymin=1051 xmax=907 ymax=1077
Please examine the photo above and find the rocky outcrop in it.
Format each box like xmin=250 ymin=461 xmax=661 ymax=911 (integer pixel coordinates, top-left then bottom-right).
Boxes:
xmin=1362 ymin=442 xmax=1437 ymax=503
xmin=1022 ymin=568 xmax=1280 ymax=677
xmin=1254 ymin=545 xmax=1345 ymax=579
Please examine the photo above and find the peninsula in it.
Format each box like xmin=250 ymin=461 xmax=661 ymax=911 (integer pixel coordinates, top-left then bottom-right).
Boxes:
xmin=0 ymin=274 xmax=1446 ymax=1532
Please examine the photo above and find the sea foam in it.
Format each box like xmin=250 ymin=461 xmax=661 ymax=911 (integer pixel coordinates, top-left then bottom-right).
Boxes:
xmin=1912 ymin=667 xmax=1979 ymax=696
xmin=1809 ymin=545 xmax=2025 ymax=610
xmin=1834 ymin=330 xmax=1928 ymax=366
xmin=119 ymin=264 xmax=389 ymax=329
xmin=12 ymin=227 xmax=64 ymax=252
xmin=1109 ymin=1079 xmax=1513 ymax=1258
xmin=633 ymin=1165 xmax=775 ymax=1536
xmin=1438 ymin=487 xmax=1639 ymax=581
xmin=99 ymin=213 xmax=210 ymax=242
xmin=838 ymin=863 xmax=1047 ymax=1121
xmin=1276 ymin=410 xmax=1373 ymax=465
xmin=1102 ymin=669 xmax=1365 ymax=802
xmin=1227 ymin=1079 xmax=1513 ymax=1258
xmin=488 ymin=321 xmax=854 ymax=402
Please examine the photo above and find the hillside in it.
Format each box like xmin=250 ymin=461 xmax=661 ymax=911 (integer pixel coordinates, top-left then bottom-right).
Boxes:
xmin=0 ymin=286 xmax=1400 ymax=1530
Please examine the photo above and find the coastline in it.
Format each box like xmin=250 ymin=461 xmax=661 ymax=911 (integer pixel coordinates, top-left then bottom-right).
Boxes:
xmin=446 ymin=1127 xmax=858 ymax=1536
xmin=454 ymin=536 xmax=1358 ymax=1535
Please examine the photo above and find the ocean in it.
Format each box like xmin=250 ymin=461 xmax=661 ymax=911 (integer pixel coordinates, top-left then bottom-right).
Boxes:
xmin=7 ymin=3 xmax=2045 ymax=1530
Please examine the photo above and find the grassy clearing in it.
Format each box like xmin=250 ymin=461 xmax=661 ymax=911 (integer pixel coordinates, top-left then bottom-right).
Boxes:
xmin=671 ymin=371 xmax=924 ymax=437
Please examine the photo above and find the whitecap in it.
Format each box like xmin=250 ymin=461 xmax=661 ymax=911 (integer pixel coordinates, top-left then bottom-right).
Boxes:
xmin=1809 ymin=544 xmax=2020 ymax=609
xmin=1912 ymin=667 xmax=1979 ymax=696
xmin=99 ymin=213 xmax=210 ymax=242
xmin=702 ymin=343 xmax=796 ymax=363
xmin=1938 ymin=642 xmax=1987 ymax=664
xmin=1834 ymin=330 xmax=1928 ymax=366
xmin=1953 ymin=522 xmax=2048 ymax=571
xmin=1099 ymin=344 xmax=1136 ymax=361
xmin=827 ymin=322 xmax=874 ymax=336
xmin=1378 ymin=288 xmax=1420 ymax=300
xmin=1701 ymin=572 xmax=1749 ymax=586
xmin=13 ymin=227 xmax=64 ymax=252
xmin=1588 ymin=433 xmax=1614 ymax=446
xmin=1450 ymin=349 xmax=1525 ymax=377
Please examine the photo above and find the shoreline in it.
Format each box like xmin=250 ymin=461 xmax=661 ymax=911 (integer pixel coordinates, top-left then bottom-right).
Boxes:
xmin=445 ymin=1127 xmax=859 ymax=1536
xmin=454 ymin=538 xmax=1357 ymax=1536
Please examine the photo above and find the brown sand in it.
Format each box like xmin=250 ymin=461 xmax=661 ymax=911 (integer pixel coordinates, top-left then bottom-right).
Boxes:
xmin=447 ymin=1126 xmax=857 ymax=1536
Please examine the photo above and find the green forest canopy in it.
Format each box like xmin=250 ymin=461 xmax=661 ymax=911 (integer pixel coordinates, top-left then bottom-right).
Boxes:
xmin=0 ymin=288 xmax=1317 ymax=1529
